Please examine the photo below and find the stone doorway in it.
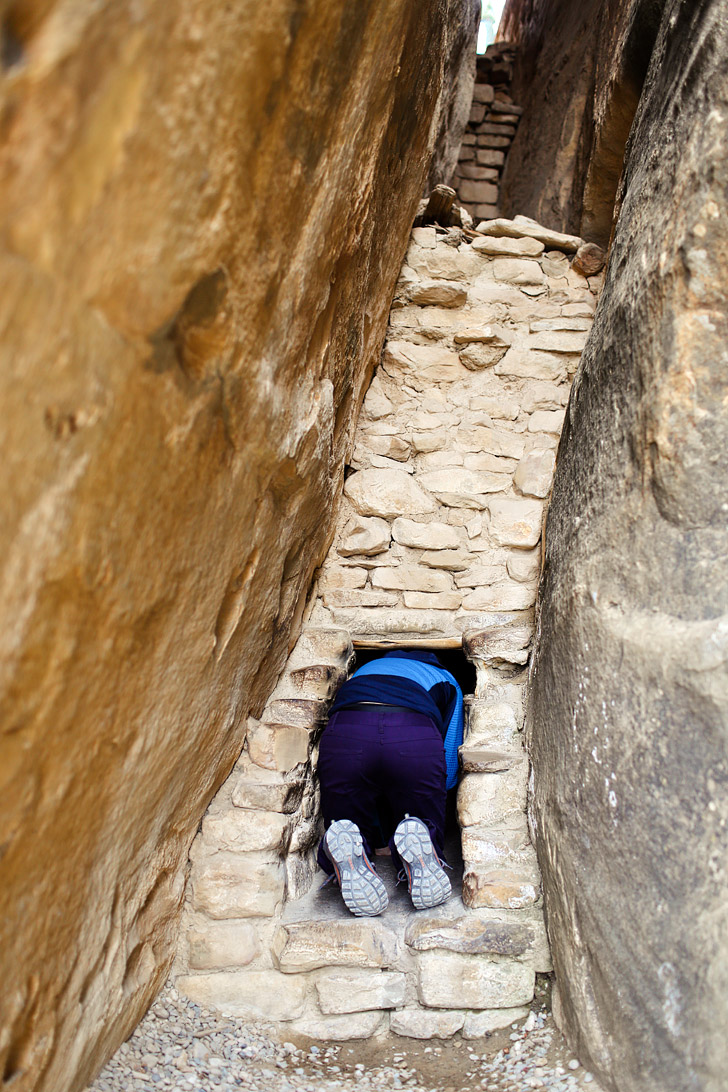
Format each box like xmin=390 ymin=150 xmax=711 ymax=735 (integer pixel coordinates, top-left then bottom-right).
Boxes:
xmin=175 ymin=213 xmax=602 ymax=1038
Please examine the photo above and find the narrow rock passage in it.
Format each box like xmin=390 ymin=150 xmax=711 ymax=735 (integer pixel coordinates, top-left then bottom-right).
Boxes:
xmin=87 ymin=981 xmax=605 ymax=1092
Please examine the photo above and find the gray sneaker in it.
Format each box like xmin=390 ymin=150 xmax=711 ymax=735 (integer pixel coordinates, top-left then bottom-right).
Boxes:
xmin=323 ymin=819 xmax=388 ymax=917
xmin=394 ymin=815 xmax=451 ymax=909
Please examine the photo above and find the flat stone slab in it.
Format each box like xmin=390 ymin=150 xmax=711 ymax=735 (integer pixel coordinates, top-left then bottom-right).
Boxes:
xmin=405 ymin=913 xmax=534 ymax=957
xmin=274 ymin=919 xmax=401 ymax=972
xmin=416 ymin=949 xmax=535 ymax=1009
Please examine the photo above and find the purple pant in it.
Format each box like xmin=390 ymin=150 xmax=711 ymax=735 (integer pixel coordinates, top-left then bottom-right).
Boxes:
xmin=316 ymin=706 xmax=447 ymax=875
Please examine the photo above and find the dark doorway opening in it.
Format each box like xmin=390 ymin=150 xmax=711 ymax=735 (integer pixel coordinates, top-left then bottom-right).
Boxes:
xmin=353 ymin=645 xmax=476 ymax=694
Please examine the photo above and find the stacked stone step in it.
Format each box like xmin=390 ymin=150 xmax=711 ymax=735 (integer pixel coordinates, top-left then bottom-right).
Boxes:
xmin=451 ymin=42 xmax=521 ymax=223
xmin=175 ymin=215 xmax=604 ymax=1039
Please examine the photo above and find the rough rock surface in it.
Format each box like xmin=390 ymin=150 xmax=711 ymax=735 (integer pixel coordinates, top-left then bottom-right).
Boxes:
xmin=0 ymin=4 xmax=476 ymax=1090
xmin=498 ymin=0 xmax=664 ymax=244
xmin=528 ymin=2 xmax=728 ymax=1090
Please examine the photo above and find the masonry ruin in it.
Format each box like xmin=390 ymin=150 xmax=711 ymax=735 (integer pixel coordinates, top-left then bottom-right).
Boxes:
xmin=2 ymin=2 xmax=727 ymax=1092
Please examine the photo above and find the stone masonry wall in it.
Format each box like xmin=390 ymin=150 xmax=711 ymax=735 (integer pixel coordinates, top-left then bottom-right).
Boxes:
xmin=451 ymin=43 xmax=522 ymax=223
xmin=175 ymin=215 xmax=603 ymax=1039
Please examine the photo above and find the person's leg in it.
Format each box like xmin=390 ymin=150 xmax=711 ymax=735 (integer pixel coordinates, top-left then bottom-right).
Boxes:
xmin=377 ymin=711 xmax=447 ymax=869
xmin=316 ymin=709 xmax=384 ymax=875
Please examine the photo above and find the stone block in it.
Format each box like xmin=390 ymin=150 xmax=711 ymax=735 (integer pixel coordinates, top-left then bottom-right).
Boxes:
xmin=529 ymin=317 xmax=591 ymax=332
xmin=315 ymin=969 xmax=406 ymax=1014
xmin=362 ymin=377 xmax=394 ymax=418
xmin=411 ymin=227 xmax=438 ymax=248
xmin=319 ymin=566 xmax=368 ymax=591
xmin=246 ymin=721 xmax=311 ymax=772
xmin=487 ymin=498 xmax=544 ymax=548
xmin=372 ymin=566 xmax=453 ymax=593
xmin=177 ymin=970 xmax=307 ymax=1022
xmin=462 ymin=1008 xmax=530 ymax=1037
xmin=469 ymin=101 xmax=486 ymax=124
xmin=344 ymin=468 xmax=437 ymax=519
xmin=391 ymin=518 xmax=461 ymax=550
xmin=382 ymin=340 xmax=466 ymax=387
xmin=199 ymin=808 xmax=292 ymax=854
xmin=461 ymin=819 xmax=537 ymax=870
xmin=506 ymin=549 xmax=541 ymax=583
xmin=459 ymin=747 xmax=520 ymax=773
xmin=466 ymin=702 xmax=520 ymax=749
xmin=417 ymin=469 xmax=510 ymax=509
xmin=408 ymin=280 xmax=468 ymax=308
xmin=230 ymin=757 xmax=305 ymax=814
xmin=457 ymin=765 xmax=529 ymax=828
xmin=474 ymin=215 xmax=582 ymax=253
xmin=492 ymin=259 xmax=545 ymax=286
xmin=390 ymin=1009 xmax=465 ymax=1038
xmin=472 ymin=203 xmax=500 ymax=220
xmin=477 ymin=134 xmax=511 ymax=149
xmin=457 ymin=163 xmax=499 ymax=180
xmin=479 ymin=122 xmax=517 ymax=137
xmin=453 ymin=323 xmax=510 ymax=346
xmin=278 ymin=661 xmax=348 ymax=702
xmin=472 ymin=235 xmax=544 ymax=258
xmin=456 ymin=426 xmax=524 ymax=460
xmin=289 ymin=1010 xmax=385 ymax=1041
xmin=274 ymin=919 xmax=400 ymax=972
xmin=416 ymin=950 xmax=535 ymax=1009
xmin=323 ymin=588 xmax=399 ymax=609
xmin=288 ymin=628 xmax=352 ymax=669
xmin=364 ymin=434 xmax=412 ymax=462
xmin=470 ymin=395 xmax=520 ymax=420
xmin=187 ymin=920 xmax=259 ymax=971
xmin=264 ymin=698 xmax=327 ymax=729
xmin=527 ymin=410 xmax=565 ymax=434
xmin=472 ymin=82 xmax=495 ymax=103
xmin=513 ymin=448 xmax=556 ymax=498
xmin=461 ymin=582 xmax=537 ymax=612
xmin=462 ymin=867 xmax=540 ymax=910
xmin=191 ymin=852 xmax=286 ymax=919
xmin=520 ymin=382 xmax=568 ymax=413
xmin=458 ymin=180 xmax=499 ymax=205
xmin=455 ymin=564 xmax=505 ymax=588
xmin=476 ymin=148 xmax=505 ymax=167
xmin=527 ymin=331 xmax=588 ymax=354
xmin=462 ymin=452 xmax=516 ymax=474
xmin=493 ymin=349 xmax=567 ymax=382
xmin=458 ymin=342 xmax=509 ymax=370
xmin=420 ymin=549 xmax=471 ymax=570
xmin=403 ymin=591 xmax=462 ymax=610
xmin=405 ymin=914 xmax=533 ymax=958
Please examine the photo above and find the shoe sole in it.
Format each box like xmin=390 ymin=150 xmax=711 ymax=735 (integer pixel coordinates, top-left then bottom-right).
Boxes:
xmin=394 ymin=817 xmax=451 ymax=910
xmin=324 ymin=820 xmax=388 ymax=917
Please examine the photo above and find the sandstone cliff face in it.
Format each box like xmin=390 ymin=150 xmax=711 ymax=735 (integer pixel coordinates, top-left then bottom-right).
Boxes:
xmin=498 ymin=0 xmax=664 ymax=245
xmin=528 ymin=1 xmax=728 ymax=1089
xmin=0 ymin=3 xmax=477 ymax=1089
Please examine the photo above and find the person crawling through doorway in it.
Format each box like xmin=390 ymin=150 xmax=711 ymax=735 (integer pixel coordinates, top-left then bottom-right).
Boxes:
xmin=316 ymin=649 xmax=463 ymax=916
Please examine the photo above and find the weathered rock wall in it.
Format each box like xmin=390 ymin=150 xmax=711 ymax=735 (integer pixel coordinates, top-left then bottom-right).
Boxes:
xmin=0 ymin=3 xmax=477 ymax=1090
xmin=498 ymin=0 xmax=664 ymax=245
xmin=528 ymin=1 xmax=728 ymax=1089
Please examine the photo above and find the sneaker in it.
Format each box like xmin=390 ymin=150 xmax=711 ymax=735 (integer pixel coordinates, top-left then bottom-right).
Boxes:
xmin=393 ymin=815 xmax=451 ymax=910
xmin=323 ymin=819 xmax=389 ymax=917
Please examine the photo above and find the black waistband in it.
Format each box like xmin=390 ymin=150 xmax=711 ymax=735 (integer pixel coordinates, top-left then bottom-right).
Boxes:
xmin=339 ymin=702 xmax=415 ymax=714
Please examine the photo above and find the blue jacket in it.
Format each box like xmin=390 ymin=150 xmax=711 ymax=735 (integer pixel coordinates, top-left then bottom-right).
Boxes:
xmin=329 ymin=651 xmax=464 ymax=789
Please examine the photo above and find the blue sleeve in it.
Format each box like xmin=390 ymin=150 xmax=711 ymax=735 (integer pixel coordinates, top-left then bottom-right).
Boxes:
xmin=442 ymin=684 xmax=464 ymax=790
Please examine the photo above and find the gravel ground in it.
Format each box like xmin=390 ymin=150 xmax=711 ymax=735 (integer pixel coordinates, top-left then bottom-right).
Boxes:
xmin=87 ymin=980 xmax=604 ymax=1092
